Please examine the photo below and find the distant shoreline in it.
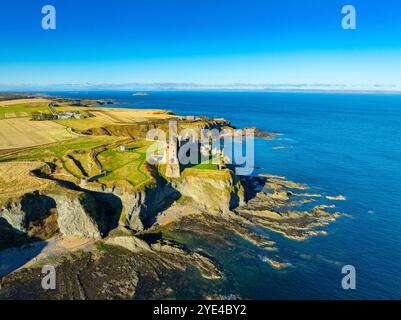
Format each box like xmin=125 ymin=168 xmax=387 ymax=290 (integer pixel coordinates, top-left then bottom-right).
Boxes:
xmin=2 ymin=89 xmax=401 ymax=95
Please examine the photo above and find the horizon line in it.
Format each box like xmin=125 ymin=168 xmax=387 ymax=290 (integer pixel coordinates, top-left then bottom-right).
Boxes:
xmin=1 ymin=82 xmax=401 ymax=94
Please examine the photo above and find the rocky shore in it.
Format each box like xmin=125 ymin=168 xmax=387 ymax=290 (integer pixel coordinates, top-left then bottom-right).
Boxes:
xmin=0 ymin=159 xmax=347 ymax=299
xmin=0 ymin=108 xmax=347 ymax=299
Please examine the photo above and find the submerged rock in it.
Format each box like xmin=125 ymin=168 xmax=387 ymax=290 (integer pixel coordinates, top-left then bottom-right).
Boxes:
xmin=326 ymin=195 xmax=346 ymax=201
xmin=259 ymin=256 xmax=291 ymax=269
xmin=234 ymin=175 xmax=345 ymax=240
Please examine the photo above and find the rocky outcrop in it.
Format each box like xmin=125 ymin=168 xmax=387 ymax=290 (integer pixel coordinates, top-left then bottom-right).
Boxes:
xmin=49 ymin=193 xmax=102 ymax=239
xmin=115 ymin=170 xmax=245 ymax=231
xmin=235 ymin=175 xmax=344 ymax=240
xmin=0 ymin=190 xmax=105 ymax=244
xmin=1 ymin=158 xmax=247 ymax=247
xmin=1 ymin=235 xmax=222 ymax=299
xmin=106 ymin=235 xmax=222 ymax=280
xmin=97 ymin=183 xmax=180 ymax=232
xmin=106 ymin=235 xmax=152 ymax=253
xmin=0 ymin=193 xmax=59 ymax=240
xmin=173 ymin=170 xmax=245 ymax=214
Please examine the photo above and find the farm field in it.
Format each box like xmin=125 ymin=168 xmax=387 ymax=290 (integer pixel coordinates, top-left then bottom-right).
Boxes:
xmin=0 ymin=135 xmax=153 ymax=190
xmin=0 ymin=102 xmax=51 ymax=119
xmin=55 ymin=108 xmax=175 ymax=131
xmin=0 ymin=161 xmax=55 ymax=203
xmin=0 ymin=136 xmax=120 ymax=162
xmin=0 ymin=118 xmax=77 ymax=150
xmin=0 ymin=98 xmax=55 ymax=119
xmin=0 ymin=98 xmax=50 ymax=107
xmin=0 ymin=96 xmax=223 ymax=195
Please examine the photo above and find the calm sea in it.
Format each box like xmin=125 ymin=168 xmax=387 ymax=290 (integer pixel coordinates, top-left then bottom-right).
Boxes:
xmin=48 ymin=91 xmax=401 ymax=299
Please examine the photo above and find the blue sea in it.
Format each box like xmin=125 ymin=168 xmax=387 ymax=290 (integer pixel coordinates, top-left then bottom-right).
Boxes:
xmin=48 ymin=91 xmax=401 ymax=299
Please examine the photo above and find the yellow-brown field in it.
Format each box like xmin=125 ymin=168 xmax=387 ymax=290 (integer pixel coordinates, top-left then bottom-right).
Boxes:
xmin=0 ymin=118 xmax=77 ymax=150
xmin=0 ymin=162 xmax=54 ymax=202
xmin=0 ymin=97 xmax=222 ymax=195
xmin=55 ymin=108 xmax=175 ymax=130
xmin=0 ymin=98 xmax=51 ymax=107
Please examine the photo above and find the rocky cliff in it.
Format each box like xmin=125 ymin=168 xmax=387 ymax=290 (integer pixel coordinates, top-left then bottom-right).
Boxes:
xmin=0 ymin=159 xmax=245 ymax=250
xmin=0 ymin=190 xmax=104 ymax=248
xmin=173 ymin=170 xmax=245 ymax=214
xmin=91 ymin=169 xmax=244 ymax=232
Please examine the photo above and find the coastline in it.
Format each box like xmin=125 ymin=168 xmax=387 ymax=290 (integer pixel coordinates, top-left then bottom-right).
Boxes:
xmin=0 ymin=94 xmax=348 ymax=299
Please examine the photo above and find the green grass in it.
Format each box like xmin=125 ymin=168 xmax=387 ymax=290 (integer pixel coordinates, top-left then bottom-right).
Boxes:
xmin=0 ymin=136 xmax=119 ymax=162
xmin=98 ymin=145 xmax=150 ymax=188
xmin=98 ymin=149 xmax=141 ymax=171
xmin=0 ymin=103 xmax=50 ymax=119
xmin=175 ymin=195 xmax=193 ymax=204
xmin=189 ymin=158 xmax=219 ymax=170
xmin=95 ymin=241 xmax=114 ymax=252
xmin=0 ymin=136 xmax=154 ymax=189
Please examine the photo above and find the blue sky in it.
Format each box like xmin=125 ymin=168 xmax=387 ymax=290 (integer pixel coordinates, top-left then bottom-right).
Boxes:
xmin=0 ymin=0 xmax=400 ymax=90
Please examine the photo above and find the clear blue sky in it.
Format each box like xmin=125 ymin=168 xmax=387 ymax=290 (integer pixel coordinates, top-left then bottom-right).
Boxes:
xmin=0 ymin=0 xmax=400 ymax=89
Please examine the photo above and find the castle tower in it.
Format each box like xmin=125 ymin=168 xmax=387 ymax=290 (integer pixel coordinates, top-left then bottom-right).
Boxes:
xmin=165 ymin=136 xmax=181 ymax=178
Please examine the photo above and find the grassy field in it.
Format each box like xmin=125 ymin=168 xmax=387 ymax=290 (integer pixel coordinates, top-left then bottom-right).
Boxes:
xmin=0 ymin=136 xmax=119 ymax=162
xmin=55 ymin=108 xmax=175 ymax=131
xmin=0 ymin=162 xmax=55 ymax=203
xmin=0 ymin=98 xmax=50 ymax=107
xmin=0 ymin=118 xmax=77 ymax=150
xmin=0 ymin=98 xmax=224 ymax=196
xmin=190 ymin=158 xmax=219 ymax=170
xmin=0 ymin=135 xmax=155 ymax=190
xmin=0 ymin=102 xmax=51 ymax=119
xmin=97 ymin=140 xmax=153 ymax=188
xmin=63 ymin=149 xmax=103 ymax=178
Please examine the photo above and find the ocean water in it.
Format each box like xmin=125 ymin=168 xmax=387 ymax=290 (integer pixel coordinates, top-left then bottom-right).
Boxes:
xmin=48 ymin=91 xmax=401 ymax=299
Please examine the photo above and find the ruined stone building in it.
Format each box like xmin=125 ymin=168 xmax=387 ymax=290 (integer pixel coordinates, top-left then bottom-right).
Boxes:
xmin=165 ymin=138 xmax=181 ymax=178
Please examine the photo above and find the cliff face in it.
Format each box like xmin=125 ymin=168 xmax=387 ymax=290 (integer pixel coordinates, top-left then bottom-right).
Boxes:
xmin=85 ymin=169 xmax=244 ymax=233
xmin=0 ymin=165 xmax=245 ymax=249
xmin=49 ymin=193 xmax=102 ymax=239
xmin=173 ymin=170 xmax=245 ymax=214
xmin=0 ymin=190 xmax=104 ymax=249
xmin=102 ymin=183 xmax=180 ymax=232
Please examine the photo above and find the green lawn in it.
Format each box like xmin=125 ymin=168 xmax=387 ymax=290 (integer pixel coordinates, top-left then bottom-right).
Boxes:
xmin=97 ymin=141 xmax=153 ymax=188
xmin=189 ymin=158 xmax=219 ymax=170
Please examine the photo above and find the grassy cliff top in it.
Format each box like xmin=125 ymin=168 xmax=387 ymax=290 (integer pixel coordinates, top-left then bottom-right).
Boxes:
xmin=0 ymin=161 xmax=82 ymax=206
xmin=0 ymin=96 xmax=234 ymax=194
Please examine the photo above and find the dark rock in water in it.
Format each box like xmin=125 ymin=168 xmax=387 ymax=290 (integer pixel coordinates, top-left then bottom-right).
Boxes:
xmin=242 ymin=127 xmax=280 ymax=140
xmin=233 ymin=175 xmax=344 ymax=240
xmin=0 ymin=158 xmax=345 ymax=299
xmin=0 ymin=236 xmax=222 ymax=300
